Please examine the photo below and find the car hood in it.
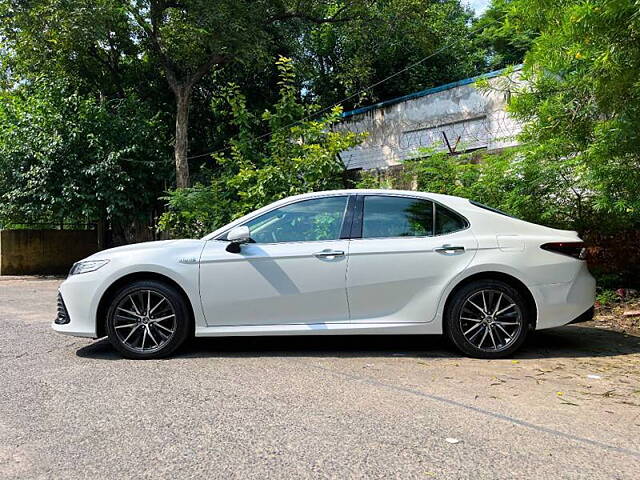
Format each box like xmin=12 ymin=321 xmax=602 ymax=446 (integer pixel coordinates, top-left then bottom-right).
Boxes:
xmin=85 ymin=239 xmax=205 ymax=260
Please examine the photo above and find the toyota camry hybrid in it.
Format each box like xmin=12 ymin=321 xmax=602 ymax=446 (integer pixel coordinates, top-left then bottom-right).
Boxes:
xmin=53 ymin=189 xmax=596 ymax=359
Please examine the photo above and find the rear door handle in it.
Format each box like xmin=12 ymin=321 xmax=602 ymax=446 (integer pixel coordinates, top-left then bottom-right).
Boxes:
xmin=434 ymin=245 xmax=465 ymax=255
xmin=313 ymin=249 xmax=345 ymax=258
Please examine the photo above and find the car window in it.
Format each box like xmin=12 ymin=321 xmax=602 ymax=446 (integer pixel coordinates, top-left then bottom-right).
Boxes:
xmin=362 ymin=196 xmax=434 ymax=238
xmin=243 ymin=196 xmax=348 ymax=243
xmin=435 ymin=204 xmax=468 ymax=235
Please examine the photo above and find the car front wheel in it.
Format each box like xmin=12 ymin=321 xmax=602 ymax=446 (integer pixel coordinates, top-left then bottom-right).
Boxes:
xmin=105 ymin=280 xmax=191 ymax=359
xmin=445 ymin=280 xmax=530 ymax=359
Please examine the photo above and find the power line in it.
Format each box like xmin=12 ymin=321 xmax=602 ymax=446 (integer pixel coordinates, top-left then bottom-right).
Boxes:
xmin=187 ymin=13 xmax=508 ymax=161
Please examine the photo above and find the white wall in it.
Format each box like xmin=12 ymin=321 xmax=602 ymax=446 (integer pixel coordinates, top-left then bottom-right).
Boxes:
xmin=338 ymin=70 xmax=523 ymax=170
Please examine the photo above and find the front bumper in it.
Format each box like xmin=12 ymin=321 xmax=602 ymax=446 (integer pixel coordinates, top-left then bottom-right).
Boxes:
xmin=51 ymin=272 xmax=107 ymax=338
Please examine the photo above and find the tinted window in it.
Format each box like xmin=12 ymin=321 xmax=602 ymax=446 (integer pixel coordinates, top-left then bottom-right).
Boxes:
xmin=435 ymin=204 xmax=468 ymax=235
xmin=362 ymin=196 xmax=433 ymax=238
xmin=243 ymin=196 xmax=348 ymax=243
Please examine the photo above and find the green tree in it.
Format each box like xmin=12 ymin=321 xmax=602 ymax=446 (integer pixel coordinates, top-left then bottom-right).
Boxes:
xmin=473 ymin=0 xmax=534 ymax=69
xmin=299 ymin=0 xmax=487 ymax=107
xmin=0 ymin=79 xmax=170 ymax=231
xmin=503 ymin=0 xmax=640 ymax=230
xmin=1 ymin=0 xmax=365 ymax=188
xmin=159 ymin=57 xmax=364 ymax=238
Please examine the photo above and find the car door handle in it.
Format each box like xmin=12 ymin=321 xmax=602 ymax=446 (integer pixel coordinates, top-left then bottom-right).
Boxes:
xmin=313 ymin=249 xmax=345 ymax=258
xmin=434 ymin=245 xmax=465 ymax=254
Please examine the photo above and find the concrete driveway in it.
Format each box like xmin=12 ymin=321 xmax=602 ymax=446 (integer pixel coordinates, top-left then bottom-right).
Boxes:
xmin=1 ymin=277 xmax=639 ymax=479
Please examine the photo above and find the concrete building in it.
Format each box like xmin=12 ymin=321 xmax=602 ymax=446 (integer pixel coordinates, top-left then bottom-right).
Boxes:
xmin=338 ymin=67 xmax=523 ymax=171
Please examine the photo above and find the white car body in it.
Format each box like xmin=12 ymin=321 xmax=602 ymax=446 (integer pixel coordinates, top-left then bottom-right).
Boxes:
xmin=53 ymin=189 xmax=595 ymax=341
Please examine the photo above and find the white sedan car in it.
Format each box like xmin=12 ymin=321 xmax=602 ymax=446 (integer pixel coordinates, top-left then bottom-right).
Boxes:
xmin=53 ymin=189 xmax=595 ymax=359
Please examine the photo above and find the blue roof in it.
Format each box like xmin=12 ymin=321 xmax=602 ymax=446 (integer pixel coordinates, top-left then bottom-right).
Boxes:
xmin=341 ymin=65 xmax=522 ymax=119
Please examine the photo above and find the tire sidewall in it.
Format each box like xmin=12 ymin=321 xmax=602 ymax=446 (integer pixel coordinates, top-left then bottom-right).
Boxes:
xmin=445 ymin=280 xmax=530 ymax=359
xmin=106 ymin=280 xmax=190 ymax=359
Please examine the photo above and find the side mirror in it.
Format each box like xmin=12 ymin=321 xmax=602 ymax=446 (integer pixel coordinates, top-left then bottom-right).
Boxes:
xmin=226 ymin=225 xmax=251 ymax=253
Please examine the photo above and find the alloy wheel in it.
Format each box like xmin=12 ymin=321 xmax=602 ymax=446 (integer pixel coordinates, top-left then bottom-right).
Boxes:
xmin=459 ymin=289 xmax=523 ymax=353
xmin=112 ymin=289 xmax=177 ymax=353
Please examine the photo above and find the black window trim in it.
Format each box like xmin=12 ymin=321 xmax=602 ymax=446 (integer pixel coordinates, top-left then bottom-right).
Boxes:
xmin=351 ymin=193 xmax=470 ymax=240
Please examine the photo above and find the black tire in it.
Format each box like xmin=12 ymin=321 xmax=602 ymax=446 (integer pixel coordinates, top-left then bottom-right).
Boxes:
xmin=445 ymin=279 xmax=530 ymax=359
xmin=105 ymin=280 xmax=191 ymax=359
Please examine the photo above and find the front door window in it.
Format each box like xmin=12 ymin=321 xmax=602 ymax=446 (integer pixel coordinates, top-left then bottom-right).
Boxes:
xmin=244 ymin=196 xmax=348 ymax=243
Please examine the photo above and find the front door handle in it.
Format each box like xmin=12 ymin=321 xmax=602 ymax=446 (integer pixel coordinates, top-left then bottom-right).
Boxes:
xmin=313 ymin=249 xmax=345 ymax=259
xmin=434 ymin=245 xmax=465 ymax=255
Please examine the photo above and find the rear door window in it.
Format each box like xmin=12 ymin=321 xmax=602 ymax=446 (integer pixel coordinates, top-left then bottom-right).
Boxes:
xmin=362 ymin=196 xmax=434 ymax=238
xmin=435 ymin=204 xmax=468 ymax=235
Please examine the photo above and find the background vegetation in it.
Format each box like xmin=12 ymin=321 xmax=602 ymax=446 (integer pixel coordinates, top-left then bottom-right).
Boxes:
xmin=1 ymin=0 xmax=639 ymax=276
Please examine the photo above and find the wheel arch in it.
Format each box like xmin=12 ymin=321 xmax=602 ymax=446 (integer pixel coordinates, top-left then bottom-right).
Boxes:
xmin=96 ymin=271 xmax=196 ymax=338
xmin=442 ymin=271 xmax=538 ymax=329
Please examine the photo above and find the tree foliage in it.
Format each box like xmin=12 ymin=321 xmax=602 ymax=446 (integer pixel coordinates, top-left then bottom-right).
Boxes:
xmin=503 ymin=0 xmax=640 ymax=229
xmin=472 ymin=0 xmax=534 ymax=69
xmin=299 ymin=0 xmax=486 ymax=107
xmin=159 ymin=57 xmax=364 ymax=238
xmin=0 ymin=80 xmax=170 ymax=226
xmin=357 ymin=147 xmax=592 ymax=231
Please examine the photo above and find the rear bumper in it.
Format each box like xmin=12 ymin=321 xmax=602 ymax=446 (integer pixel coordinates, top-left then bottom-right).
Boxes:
xmin=532 ymin=263 xmax=596 ymax=330
xmin=569 ymin=306 xmax=595 ymax=324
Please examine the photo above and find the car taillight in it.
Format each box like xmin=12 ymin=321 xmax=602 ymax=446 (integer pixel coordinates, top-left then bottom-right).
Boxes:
xmin=540 ymin=242 xmax=586 ymax=260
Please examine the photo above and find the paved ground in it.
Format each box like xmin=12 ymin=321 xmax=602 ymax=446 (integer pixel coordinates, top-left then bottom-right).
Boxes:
xmin=1 ymin=277 xmax=639 ymax=479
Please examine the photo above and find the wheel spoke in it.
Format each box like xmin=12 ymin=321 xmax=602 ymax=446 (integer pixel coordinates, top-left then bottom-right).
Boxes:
xmin=461 ymin=317 xmax=482 ymax=323
xmin=495 ymin=323 xmax=513 ymax=342
xmin=464 ymin=322 xmax=482 ymax=336
xmin=151 ymin=323 xmax=170 ymax=340
xmin=115 ymin=314 xmax=139 ymax=323
xmin=146 ymin=290 xmax=151 ymax=316
xmin=488 ymin=328 xmax=498 ymax=349
xmin=151 ymin=314 xmax=175 ymax=323
xmin=492 ymin=293 xmax=503 ymax=315
xmin=146 ymin=326 xmax=159 ymax=347
xmin=115 ymin=323 xmax=138 ymax=330
xmin=495 ymin=321 xmax=519 ymax=326
xmin=467 ymin=299 xmax=486 ymax=315
xmin=477 ymin=327 xmax=489 ymax=348
xmin=495 ymin=303 xmax=516 ymax=316
xmin=140 ymin=327 xmax=147 ymax=350
xmin=149 ymin=297 xmax=166 ymax=315
xmin=154 ymin=322 xmax=174 ymax=334
xmin=128 ymin=295 xmax=142 ymax=315
xmin=123 ymin=325 xmax=140 ymax=343
xmin=117 ymin=307 xmax=140 ymax=318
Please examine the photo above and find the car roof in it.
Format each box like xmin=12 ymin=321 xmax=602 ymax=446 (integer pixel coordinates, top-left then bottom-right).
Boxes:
xmin=283 ymin=189 xmax=471 ymax=208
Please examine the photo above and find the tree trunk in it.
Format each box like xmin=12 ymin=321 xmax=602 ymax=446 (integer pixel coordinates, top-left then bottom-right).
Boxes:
xmin=174 ymin=85 xmax=191 ymax=188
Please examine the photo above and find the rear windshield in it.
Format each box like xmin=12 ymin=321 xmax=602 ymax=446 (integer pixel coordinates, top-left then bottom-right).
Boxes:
xmin=469 ymin=200 xmax=515 ymax=218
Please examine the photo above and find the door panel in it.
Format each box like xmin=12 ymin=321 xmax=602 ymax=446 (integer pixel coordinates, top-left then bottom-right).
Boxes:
xmin=346 ymin=195 xmax=478 ymax=323
xmin=347 ymin=232 xmax=477 ymax=323
xmin=199 ymin=241 xmax=350 ymax=326
xmin=199 ymin=195 xmax=352 ymax=327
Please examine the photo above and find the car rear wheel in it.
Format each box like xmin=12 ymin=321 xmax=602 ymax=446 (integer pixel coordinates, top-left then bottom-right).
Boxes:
xmin=445 ymin=280 xmax=530 ymax=359
xmin=105 ymin=280 xmax=190 ymax=359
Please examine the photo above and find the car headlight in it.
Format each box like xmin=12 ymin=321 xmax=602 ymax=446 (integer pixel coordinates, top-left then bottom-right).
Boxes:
xmin=69 ymin=259 xmax=109 ymax=275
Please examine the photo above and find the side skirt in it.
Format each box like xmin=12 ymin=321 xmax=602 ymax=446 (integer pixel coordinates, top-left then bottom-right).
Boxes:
xmin=195 ymin=322 xmax=440 ymax=337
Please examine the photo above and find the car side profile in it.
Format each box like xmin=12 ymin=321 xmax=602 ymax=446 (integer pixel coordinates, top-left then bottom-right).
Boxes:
xmin=53 ymin=189 xmax=596 ymax=359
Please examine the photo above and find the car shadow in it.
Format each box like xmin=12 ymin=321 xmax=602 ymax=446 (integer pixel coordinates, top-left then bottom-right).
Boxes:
xmin=75 ymin=323 xmax=640 ymax=361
